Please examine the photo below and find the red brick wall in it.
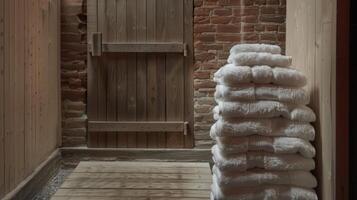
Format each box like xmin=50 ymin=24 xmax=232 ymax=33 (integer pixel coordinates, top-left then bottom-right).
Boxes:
xmin=60 ymin=0 xmax=286 ymax=148
xmin=61 ymin=0 xmax=87 ymax=147
xmin=193 ymin=0 xmax=286 ymax=148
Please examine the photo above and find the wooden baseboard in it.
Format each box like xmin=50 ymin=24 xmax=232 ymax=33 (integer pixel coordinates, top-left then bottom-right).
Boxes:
xmin=2 ymin=150 xmax=61 ymax=200
xmin=60 ymin=147 xmax=212 ymax=163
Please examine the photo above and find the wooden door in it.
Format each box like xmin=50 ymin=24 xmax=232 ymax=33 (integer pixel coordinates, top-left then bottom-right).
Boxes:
xmin=87 ymin=0 xmax=194 ymax=148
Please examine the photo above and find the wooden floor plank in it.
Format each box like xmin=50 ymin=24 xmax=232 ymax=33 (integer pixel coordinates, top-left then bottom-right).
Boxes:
xmin=51 ymin=161 xmax=212 ymax=199
xmin=66 ymin=172 xmax=212 ymax=180
xmin=52 ymin=197 xmax=207 ymax=200
xmin=54 ymin=188 xmax=209 ymax=198
xmin=77 ymin=161 xmax=210 ymax=168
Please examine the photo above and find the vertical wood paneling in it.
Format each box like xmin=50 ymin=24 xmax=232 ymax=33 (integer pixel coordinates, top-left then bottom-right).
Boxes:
xmin=155 ymin=0 xmax=168 ymax=148
xmin=1 ymin=0 xmax=60 ymax=197
xmin=126 ymin=0 xmax=138 ymax=148
xmin=286 ymin=0 xmax=336 ymax=199
xmin=136 ymin=0 xmax=148 ymax=148
xmin=87 ymin=0 xmax=99 ymax=147
xmin=183 ymin=0 xmax=194 ymax=148
xmin=115 ymin=0 xmax=128 ymax=148
xmin=0 ymin=0 xmax=5 ymax=196
xmin=165 ymin=0 xmax=184 ymax=148
xmin=146 ymin=0 xmax=159 ymax=148
xmin=105 ymin=0 xmax=117 ymax=148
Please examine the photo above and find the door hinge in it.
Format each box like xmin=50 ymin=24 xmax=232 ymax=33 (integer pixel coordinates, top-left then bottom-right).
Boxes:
xmin=91 ymin=32 xmax=102 ymax=56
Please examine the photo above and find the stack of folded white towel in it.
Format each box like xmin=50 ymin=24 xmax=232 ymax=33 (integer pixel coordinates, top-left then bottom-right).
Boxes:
xmin=210 ymin=44 xmax=318 ymax=200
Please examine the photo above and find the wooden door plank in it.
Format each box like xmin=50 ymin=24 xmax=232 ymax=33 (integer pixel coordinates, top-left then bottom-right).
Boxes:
xmin=87 ymin=0 xmax=99 ymax=147
xmin=146 ymin=0 xmax=158 ymax=148
xmin=126 ymin=0 xmax=138 ymax=148
xmin=116 ymin=0 xmax=128 ymax=148
xmin=54 ymin=188 xmax=210 ymax=198
xmin=136 ymin=0 xmax=148 ymax=148
xmin=165 ymin=0 xmax=185 ymax=148
xmin=0 ymin=0 xmax=4 ymax=196
xmin=183 ymin=0 xmax=194 ymax=148
xmin=96 ymin=0 xmax=107 ymax=147
xmin=104 ymin=0 xmax=117 ymax=148
xmin=155 ymin=0 xmax=169 ymax=148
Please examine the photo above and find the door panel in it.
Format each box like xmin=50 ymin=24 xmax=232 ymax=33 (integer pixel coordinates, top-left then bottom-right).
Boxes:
xmin=87 ymin=0 xmax=193 ymax=148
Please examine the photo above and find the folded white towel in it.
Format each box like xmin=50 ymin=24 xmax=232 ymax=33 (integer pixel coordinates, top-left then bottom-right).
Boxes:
xmin=212 ymin=149 xmax=315 ymax=171
xmin=212 ymin=166 xmax=317 ymax=188
xmin=214 ymin=64 xmax=307 ymax=87
xmin=212 ymin=135 xmax=315 ymax=158
xmin=230 ymin=44 xmax=282 ymax=55
xmin=210 ymin=119 xmax=315 ymax=141
xmin=215 ymin=84 xmax=310 ymax=105
xmin=214 ymin=101 xmax=316 ymax=122
xmin=211 ymin=182 xmax=318 ymax=200
xmin=228 ymin=52 xmax=292 ymax=67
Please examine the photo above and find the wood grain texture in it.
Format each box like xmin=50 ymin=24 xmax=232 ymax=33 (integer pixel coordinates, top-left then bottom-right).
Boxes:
xmin=87 ymin=0 xmax=193 ymax=148
xmin=286 ymin=0 xmax=336 ymax=199
xmin=0 ymin=0 xmax=60 ymax=198
xmin=51 ymin=161 xmax=211 ymax=199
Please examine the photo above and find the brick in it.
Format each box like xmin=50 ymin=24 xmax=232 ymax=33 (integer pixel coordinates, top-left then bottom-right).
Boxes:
xmin=195 ymin=34 xmax=216 ymax=42
xmin=194 ymin=0 xmax=204 ymax=7
xmin=194 ymin=16 xmax=210 ymax=24
xmin=266 ymin=24 xmax=278 ymax=31
xmin=218 ymin=0 xmax=241 ymax=6
xmin=217 ymin=24 xmax=241 ymax=33
xmin=213 ymin=8 xmax=232 ymax=16
xmin=261 ymin=6 xmax=277 ymax=14
xmin=194 ymin=80 xmax=216 ymax=89
xmin=194 ymin=7 xmax=212 ymax=16
xmin=195 ymin=43 xmax=223 ymax=51
xmin=243 ymin=24 xmax=255 ymax=32
xmin=260 ymin=33 xmax=276 ymax=41
xmin=260 ymin=15 xmax=285 ymax=23
xmin=211 ymin=16 xmax=232 ymax=24
xmin=216 ymin=33 xmax=241 ymax=42
xmin=194 ymin=24 xmax=216 ymax=33
xmin=194 ymin=71 xmax=211 ymax=79
xmin=195 ymin=52 xmax=216 ymax=62
xmin=243 ymin=33 xmax=259 ymax=41
xmin=242 ymin=15 xmax=258 ymax=23
xmin=267 ymin=0 xmax=279 ymax=5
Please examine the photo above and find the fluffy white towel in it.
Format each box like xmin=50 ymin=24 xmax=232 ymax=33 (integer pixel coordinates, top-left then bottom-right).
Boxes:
xmin=211 ymin=183 xmax=318 ymax=200
xmin=210 ymin=119 xmax=315 ymax=141
xmin=212 ymin=148 xmax=315 ymax=171
xmin=228 ymin=52 xmax=292 ymax=67
xmin=212 ymin=135 xmax=315 ymax=158
xmin=212 ymin=166 xmax=317 ymax=188
xmin=230 ymin=44 xmax=282 ymax=55
xmin=215 ymin=84 xmax=310 ymax=105
xmin=214 ymin=64 xmax=307 ymax=87
xmin=214 ymin=101 xmax=316 ymax=122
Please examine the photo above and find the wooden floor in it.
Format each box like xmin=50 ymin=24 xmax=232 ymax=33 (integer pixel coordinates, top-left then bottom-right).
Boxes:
xmin=51 ymin=161 xmax=212 ymax=200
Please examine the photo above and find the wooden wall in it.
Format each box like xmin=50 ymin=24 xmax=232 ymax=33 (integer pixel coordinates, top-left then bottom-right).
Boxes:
xmin=286 ymin=0 xmax=336 ymax=199
xmin=0 ymin=0 xmax=61 ymax=198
